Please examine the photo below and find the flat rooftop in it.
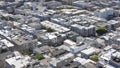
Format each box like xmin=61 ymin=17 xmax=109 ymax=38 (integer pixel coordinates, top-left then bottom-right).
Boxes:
xmin=1 ymin=39 xmax=14 ymax=47
xmin=5 ymin=51 xmax=31 ymax=68
xmin=41 ymin=20 xmax=70 ymax=33
xmin=81 ymin=47 xmax=97 ymax=55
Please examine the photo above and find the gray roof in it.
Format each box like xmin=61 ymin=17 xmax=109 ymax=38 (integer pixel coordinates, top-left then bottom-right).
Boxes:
xmin=0 ymin=51 xmax=13 ymax=60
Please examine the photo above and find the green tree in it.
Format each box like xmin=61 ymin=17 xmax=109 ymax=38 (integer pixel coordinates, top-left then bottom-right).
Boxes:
xmin=90 ymin=55 xmax=99 ymax=62
xmin=35 ymin=54 xmax=45 ymax=60
xmin=96 ymin=27 xmax=107 ymax=35
xmin=46 ymin=27 xmax=54 ymax=32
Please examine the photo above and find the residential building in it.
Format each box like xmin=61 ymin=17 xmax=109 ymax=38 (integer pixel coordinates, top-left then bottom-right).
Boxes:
xmin=81 ymin=47 xmax=100 ymax=59
xmin=5 ymin=51 xmax=31 ymax=68
xmin=94 ymin=8 xmax=115 ymax=19
xmin=41 ymin=20 xmax=70 ymax=33
xmin=71 ymin=24 xmax=95 ymax=36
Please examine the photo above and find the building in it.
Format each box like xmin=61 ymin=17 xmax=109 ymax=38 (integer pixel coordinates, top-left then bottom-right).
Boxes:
xmin=41 ymin=20 xmax=70 ymax=33
xmin=74 ymin=57 xmax=89 ymax=65
xmin=51 ymin=49 xmax=68 ymax=58
xmin=49 ymin=53 xmax=74 ymax=67
xmin=108 ymin=35 xmax=120 ymax=45
xmin=1 ymin=39 xmax=14 ymax=52
xmin=64 ymin=39 xmax=77 ymax=46
xmin=73 ymin=1 xmax=89 ymax=8
xmin=39 ymin=32 xmax=66 ymax=46
xmin=71 ymin=24 xmax=95 ymax=37
xmin=76 ymin=36 xmax=84 ymax=44
xmin=33 ymin=45 xmax=51 ymax=55
xmin=94 ymin=8 xmax=115 ymax=19
xmin=106 ymin=20 xmax=120 ymax=31
xmin=5 ymin=0 xmax=15 ymax=2
xmin=70 ymin=44 xmax=87 ymax=54
xmin=81 ymin=47 xmax=100 ymax=59
xmin=43 ymin=1 xmax=62 ymax=9
xmin=57 ymin=58 xmax=83 ymax=68
xmin=12 ymin=35 xmax=38 ymax=51
xmin=109 ymin=51 xmax=120 ymax=68
xmin=99 ymin=46 xmax=118 ymax=68
xmin=5 ymin=51 xmax=31 ymax=68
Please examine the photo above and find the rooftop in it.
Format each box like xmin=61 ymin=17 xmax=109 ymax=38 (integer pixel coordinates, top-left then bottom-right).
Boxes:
xmin=1 ymin=39 xmax=14 ymax=47
xmin=5 ymin=51 xmax=31 ymax=68
xmin=81 ymin=47 xmax=98 ymax=55
xmin=41 ymin=20 xmax=70 ymax=33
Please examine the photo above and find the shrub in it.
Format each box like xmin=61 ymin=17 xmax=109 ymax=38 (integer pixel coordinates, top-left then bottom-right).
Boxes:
xmin=35 ymin=54 xmax=45 ymax=60
xmin=96 ymin=27 xmax=107 ymax=35
xmin=46 ymin=27 xmax=54 ymax=32
xmin=90 ymin=55 xmax=99 ymax=62
xmin=21 ymin=51 xmax=32 ymax=55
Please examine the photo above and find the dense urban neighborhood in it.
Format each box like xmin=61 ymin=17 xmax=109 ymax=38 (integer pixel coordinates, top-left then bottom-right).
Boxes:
xmin=0 ymin=0 xmax=120 ymax=68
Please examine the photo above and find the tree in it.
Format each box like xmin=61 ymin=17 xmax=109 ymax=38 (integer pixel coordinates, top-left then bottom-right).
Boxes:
xmin=46 ymin=27 xmax=54 ymax=32
xmin=90 ymin=55 xmax=99 ymax=62
xmin=20 ymin=51 xmax=32 ymax=55
xmin=96 ymin=27 xmax=107 ymax=35
xmin=35 ymin=54 xmax=45 ymax=60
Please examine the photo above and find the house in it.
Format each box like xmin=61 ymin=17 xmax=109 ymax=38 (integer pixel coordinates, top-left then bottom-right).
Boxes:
xmin=106 ymin=20 xmax=120 ymax=31
xmin=33 ymin=45 xmax=51 ymax=55
xmin=71 ymin=24 xmax=95 ymax=37
xmin=12 ymin=35 xmax=38 ymax=51
xmin=99 ymin=46 xmax=116 ymax=65
xmin=84 ymin=62 xmax=97 ymax=68
xmin=61 ymin=0 xmax=75 ymax=5
xmin=1 ymin=39 xmax=14 ymax=52
xmin=49 ymin=53 xmax=74 ymax=67
xmin=76 ymin=36 xmax=84 ymax=44
xmin=41 ymin=20 xmax=70 ymax=33
xmin=43 ymin=1 xmax=62 ymax=9
xmin=73 ymin=1 xmax=89 ymax=8
xmin=73 ymin=57 xmax=89 ymax=65
xmin=39 ymin=32 xmax=66 ymax=46
xmin=57 ymin=58 xmax=83 ymax=68
xmin=70 ymin=43 xmax=87 ymax=54
xmin=5 ymin=0 xmax=15 ymax=2
xmin=109 ymin=51 xmax=120 ymax=68
xmin=64 ymin=39 xmax=77 ymax=46
xmin=51 ymin=49 xmax=68 ymax=58
xmin=94 ymin=8 xmax=115 ymax=19
xmin=81 ymin=47 xmax=100 ymax=59
xmin=5 ymin=51 xmax=31 ymax=68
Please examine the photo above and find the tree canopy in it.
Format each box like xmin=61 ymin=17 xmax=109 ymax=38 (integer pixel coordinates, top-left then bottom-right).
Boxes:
xmin=90 ymin=55 xmax=99 ymax=62
xmin=46 ymin=27 xmax=54 ymax=32
xmin=96 ymin=27 xmax=107 ymax=35
xmin=35 ymin=54 xmax=45 ymax=60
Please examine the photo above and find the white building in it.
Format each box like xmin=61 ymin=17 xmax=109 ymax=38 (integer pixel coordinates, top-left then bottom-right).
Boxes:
xmin=5 ymin=51 xmax=31 ymax=68
xmin=108 ymin=35 xmax=120 ymax=45
xmin=49 ymin=53 xmax=74 ymax=67
xmin=64 ymin=39 xmax=77 ymax=46
xmin=45 ymin=33 xmax=57 ymax=44
xmin=106 ymin=20 xmax=120 ymax=31
xmin=44 ymin=1 xmax=62 ymax=9
xmin=73 ymin=1 xmax=89 ymax=8
xmin=76 ymin=36 xmax=84 ymax=44
xmin=71 ymin=24 xmax=95 ymax=36
xmin=70 ymin=44 xmax=87 ymax=54
xmin=1 ymin=39 xmax=14 ymax=51
xmin=81 ymin=47 xmax=100 ymax=59
xmin=94 ymin=8 xmax=115 ymax=19
xmin=62 ymin=0 xmax=75 ymax=5
xmin=99 ymin=46 xmax=117 ymax=68
xmin=41 ymin=20 xmax=70 ymax=33
xmin=74 ymin=57 xmax=89 ymax=65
